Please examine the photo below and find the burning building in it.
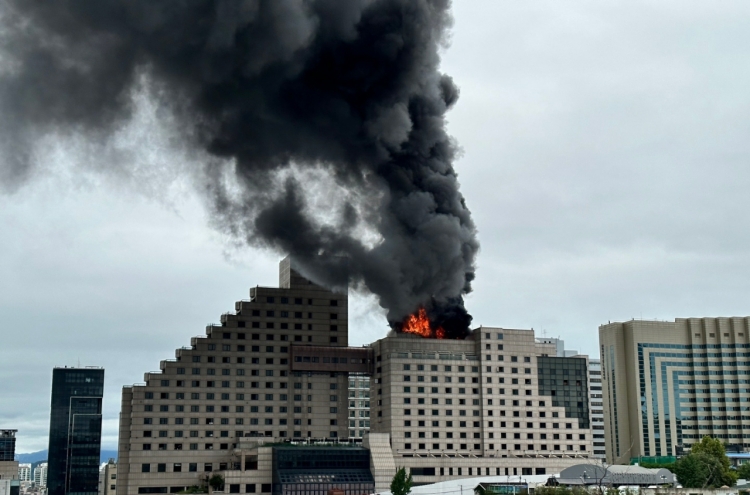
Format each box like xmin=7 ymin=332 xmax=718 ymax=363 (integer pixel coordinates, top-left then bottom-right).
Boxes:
xmin=369 ymin=328 xmax=594 ymax=482
xmin=116 ymin=255 xmax=595 ymax=494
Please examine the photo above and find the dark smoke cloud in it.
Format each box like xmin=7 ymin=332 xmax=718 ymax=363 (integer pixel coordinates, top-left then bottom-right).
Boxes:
xmin=0 ymin=0 xmax=479 ymax=324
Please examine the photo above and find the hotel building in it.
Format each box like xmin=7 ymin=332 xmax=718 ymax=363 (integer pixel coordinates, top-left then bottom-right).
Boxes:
xmin=599 ymin=317 xmax=750 ymax=464
xmin=117 ymin=257 xmax=375 ymax=495
xmin=369 ymin=328 xmax=593 ymax=484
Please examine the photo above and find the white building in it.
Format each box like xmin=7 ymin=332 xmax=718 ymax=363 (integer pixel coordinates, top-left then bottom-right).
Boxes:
xmin=32 ymin=464 xmax=46 ymax=488
xmin=17 ymin=465 xmax=30 ymax=483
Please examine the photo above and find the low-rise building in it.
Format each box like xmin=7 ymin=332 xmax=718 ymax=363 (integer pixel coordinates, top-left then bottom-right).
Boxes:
xmin=98 ymin=460 xmax=116 ymax=495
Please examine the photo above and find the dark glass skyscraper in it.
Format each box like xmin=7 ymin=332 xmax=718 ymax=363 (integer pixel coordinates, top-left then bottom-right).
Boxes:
xmin=0 ymin=430 xmax=16 ymax=462
xmin=47 ymin=367 xmax=104 ymax=495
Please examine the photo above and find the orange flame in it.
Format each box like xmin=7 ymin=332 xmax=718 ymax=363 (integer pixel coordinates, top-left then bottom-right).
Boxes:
xmin=401 ymin=308 xmax=446 ymax=339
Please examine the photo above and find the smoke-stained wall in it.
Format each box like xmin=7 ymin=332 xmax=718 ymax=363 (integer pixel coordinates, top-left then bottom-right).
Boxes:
xmin=0 ymin=0 xmax=478 ymax=327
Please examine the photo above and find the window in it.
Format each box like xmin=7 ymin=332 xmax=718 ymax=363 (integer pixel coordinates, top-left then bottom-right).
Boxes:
xmin=141 ymin=464 xmax=150 ymax=473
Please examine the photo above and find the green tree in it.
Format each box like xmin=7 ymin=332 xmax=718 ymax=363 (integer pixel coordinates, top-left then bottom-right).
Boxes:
xmin=737 ymin=463 xmax=750 ymax=481
xmin=692 ymin=436 xmax=731 ymax=471
xmin=674 ymin=453 xmax=735 ymax=488
xmin=208 ymin=474 xmax=225 ymax=492
xmin=390 ymin=467 xmax=413 ymax=495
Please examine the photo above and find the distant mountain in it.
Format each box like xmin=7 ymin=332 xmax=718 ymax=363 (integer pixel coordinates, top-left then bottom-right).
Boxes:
xmin=16 ymin=449 xmax=118 ymax=464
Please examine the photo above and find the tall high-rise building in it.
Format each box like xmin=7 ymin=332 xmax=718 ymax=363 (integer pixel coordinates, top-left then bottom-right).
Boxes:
xmin=0 ymin=430 xmax=19 ymax=495
xmin=33 ymin=463 xmax=47 ymax=488
xmin=369 ymin=328 xmax=593 ymax=483
xmin=47 ymin=367 xmax=105 ymax=495
xmin=599 ymin=317 xmax=750 ymax=464
xmin=117 ymin=256 xmax=372 ymax=495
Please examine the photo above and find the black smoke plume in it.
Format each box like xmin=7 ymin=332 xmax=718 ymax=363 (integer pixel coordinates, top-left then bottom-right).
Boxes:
xmin=0 ymin=0 xmax=479 ymax=330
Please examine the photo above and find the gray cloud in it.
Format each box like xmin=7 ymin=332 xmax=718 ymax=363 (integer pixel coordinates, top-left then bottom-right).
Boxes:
xmin=0 ymin=0 xmax=478 ymax=330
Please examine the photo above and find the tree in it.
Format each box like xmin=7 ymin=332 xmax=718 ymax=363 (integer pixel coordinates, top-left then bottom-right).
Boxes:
xmin=390 ymin=467 xmax=413 ymax=495
xmin=685 ymin=436 xmax=738 ymax=487
xmin=674 ymin=453 xmax=735 ymax=488
xmin=208 ymin=474 xmax=225 ymax=492
xmin=737 ymin=463 xmax=750 ymax=481
xmin=692 ymin=436 xmax=731 ymax=471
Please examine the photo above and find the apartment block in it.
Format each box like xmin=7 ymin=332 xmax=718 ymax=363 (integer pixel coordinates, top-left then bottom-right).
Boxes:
xmin=16 ymin=466 xmax=30 ymax=484
xmin=600 ymin=317 xmax=750 ymax=464
xmin=32 ymin=464 xmax=47 ymax=489
xmin=117 ymin=257 xmax=374 ymax=495
xmin=369 ymin=328 xmax=593 ymax=484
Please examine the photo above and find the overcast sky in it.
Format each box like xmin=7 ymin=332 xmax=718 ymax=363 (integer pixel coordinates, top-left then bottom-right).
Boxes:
xmin=3 ymin=1 xmax=750 ymax=453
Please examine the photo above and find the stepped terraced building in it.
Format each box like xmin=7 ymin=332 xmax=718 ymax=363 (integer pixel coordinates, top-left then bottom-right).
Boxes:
xmin=369 ymin=328 xmax=594 ymax=484
xmin=117 ymin=257 xmax=376 ymax=495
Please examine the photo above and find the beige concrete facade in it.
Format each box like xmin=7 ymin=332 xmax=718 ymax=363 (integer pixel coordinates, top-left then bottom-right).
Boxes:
xmin=369 ymin=328 xmax=593 ymax=484
xmin=0 ymin=463 xmax=18 ymax=482
xmin=100 ymin=460 xmax=117 ymax=495
xmin=599 ymin=317 xmax=750 ymax=465
xmin=117 ymin=257 xmax=354 ymax=495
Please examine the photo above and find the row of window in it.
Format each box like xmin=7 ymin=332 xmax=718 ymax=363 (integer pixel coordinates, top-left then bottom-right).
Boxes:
xmin=400 ymin=385 xmax=543 ymax=398
xmin=261 ymin=296 xmax=339 ymax=305
xmin=226 ymin=322 xmax=341 ymax=331
xmin=141 ymin=421 xmax=341 ymax=440
xmin=143 ymin=396 xmax=339 ymax=419
xmin=403 ymin=375 xmax=534 ymax=384
xmin=137 ymin=429 xmax=338 ymax=452
xmin=402 ymin=442 xmax=587 ymax=452
xmin=402 ymin=419 xmax=577 ymax=430
xmin=143 ymin=407 xmax=339 ymax=425
xmin=405 ymin=430 xmax=584 ymax=440
xmin=409 ymin=467 xmax=545 ymax=477
xmin=236 ymin=310 xmax=339 ymax=319
xmin=144 ymin=391 xmax=338 ymax=401
xmin=402 ymin=370 xmax=531 ymax=382
xmin=146 ymin=381 xmax=343 ymax=392
xmin=138 ymin=482 xmax=272 ymax=495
